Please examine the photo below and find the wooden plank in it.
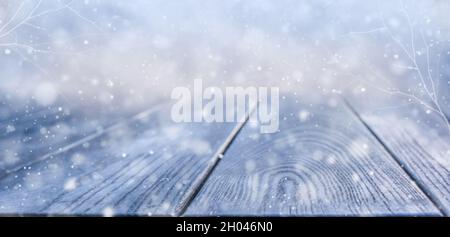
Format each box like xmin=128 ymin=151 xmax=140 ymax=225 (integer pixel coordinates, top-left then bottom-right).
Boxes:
xmin=0 ymin=103 xmax=237 ymax=216
xmin=344 ymin=93 xmax=450 ymax=216
xmin=186 ymin=96 xmax=441 ymax=216
xmin=0 ymin=102 xmax=124 ymax=177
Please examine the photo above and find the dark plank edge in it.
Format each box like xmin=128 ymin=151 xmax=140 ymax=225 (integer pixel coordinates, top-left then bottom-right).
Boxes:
xmin=341 ymin=96 xmax=447 ymax=216
xmin=176 ymin=104 xmax=257 ymax=216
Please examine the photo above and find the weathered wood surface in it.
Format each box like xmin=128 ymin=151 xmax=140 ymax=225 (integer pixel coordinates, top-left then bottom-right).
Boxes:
xmin=0 ymin=101 xmax=124 ymax=178
xmin=0 ymin=94 xmax=448 ymax=216
xmin=186 ymin=96 xmax=441 ymax=216
xmin=345 ymin=93 xmax=450 ymax=216
xmin=0 ymin=103 xmax=237 ymax=216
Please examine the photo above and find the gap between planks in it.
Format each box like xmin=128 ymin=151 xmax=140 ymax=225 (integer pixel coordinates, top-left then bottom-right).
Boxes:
xmin=0 ymin=102 xmax=166 ymax=181
xmin=341 ymin=96 xmax=447 ymax=216
xmin=176 ymin=104 xmax=257 ymax=216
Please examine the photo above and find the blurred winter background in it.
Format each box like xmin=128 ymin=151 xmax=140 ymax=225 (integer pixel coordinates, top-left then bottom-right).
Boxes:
xmin=0 ymin=0 xmax=449 ymax=111
xmin=0 ymin=0 xmax=449 ymax=142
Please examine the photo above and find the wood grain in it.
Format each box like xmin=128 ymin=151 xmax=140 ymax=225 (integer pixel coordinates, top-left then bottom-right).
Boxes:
xmin=0 ymin=103 xmax=124 ymax=177
xmin=186 ymin=96 xmax=440 ymax=216
xmin=345 ymin=93 xmax=450 ymax=216
xmin=0 ymin=104 xmax=237 ymax=216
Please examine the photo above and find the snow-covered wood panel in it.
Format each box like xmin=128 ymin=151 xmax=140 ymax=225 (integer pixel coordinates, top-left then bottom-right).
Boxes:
xmin=345 ymin=94 xmax=450 ymax=216
xmin=186 ymin=96 xmax=441 ymax=216
xmin=0 ymin=101 xmax=125 ymax=179
xmin=0 ymin=103 xmax=237 ymax=216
